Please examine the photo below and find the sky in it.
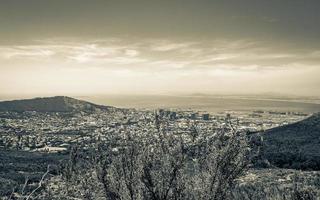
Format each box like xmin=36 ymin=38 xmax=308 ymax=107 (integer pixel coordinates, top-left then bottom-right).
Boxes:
xmin=0 ymin=0 xmax=320 ymax=97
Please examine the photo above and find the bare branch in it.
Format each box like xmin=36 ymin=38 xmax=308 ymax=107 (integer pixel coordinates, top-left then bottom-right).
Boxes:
xmin=25 ymin=165 xmax=50 ymax=200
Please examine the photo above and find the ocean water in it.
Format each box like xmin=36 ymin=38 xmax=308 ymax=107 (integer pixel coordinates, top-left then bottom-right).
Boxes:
xmin=79 ymin=95 xmax=320 ymax=114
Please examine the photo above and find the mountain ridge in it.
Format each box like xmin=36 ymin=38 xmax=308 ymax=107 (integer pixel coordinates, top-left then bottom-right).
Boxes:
xmin=0 ymin=96 xmax=113 ymax=112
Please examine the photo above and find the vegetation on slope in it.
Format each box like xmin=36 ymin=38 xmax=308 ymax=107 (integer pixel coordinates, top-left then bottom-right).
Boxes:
xmin=259 ymin=113 xmax=320 ymax=170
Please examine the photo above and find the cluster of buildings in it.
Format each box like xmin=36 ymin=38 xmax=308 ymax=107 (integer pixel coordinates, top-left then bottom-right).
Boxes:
xmin=0 ymin=108 xmax=308 ymax=153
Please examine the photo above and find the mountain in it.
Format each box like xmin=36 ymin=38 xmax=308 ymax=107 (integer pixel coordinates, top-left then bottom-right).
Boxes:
xmin=0 ymin=96 xmax=113 ymax=112
xmin=259 ymin=112 xmax=320 ymax=170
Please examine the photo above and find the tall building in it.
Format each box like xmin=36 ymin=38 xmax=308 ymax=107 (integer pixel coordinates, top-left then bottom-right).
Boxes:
xmin=202 ymin=114 xmax=210 ymax=120
xmin=190 ymin=113 xmax=197 ymax=120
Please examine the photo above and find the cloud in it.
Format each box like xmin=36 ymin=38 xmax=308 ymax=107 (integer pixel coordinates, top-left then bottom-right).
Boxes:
xmin=66 ymin=44 xmax=146 ymax=64
xmin=0 ymin=38 xmax=319 ymax=73
xmin=150 ymin=40 xmax=196 ymax=52
xmin=125 ymin=49 xmax=139 ymax=57
xmin=0 ymin=46 xmax=55 ymax=59
xmin=1 ymin=38 xmax=320 ymax=96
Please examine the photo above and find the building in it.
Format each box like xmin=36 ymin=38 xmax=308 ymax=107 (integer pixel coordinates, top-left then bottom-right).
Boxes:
xmin=202 ymin=114 xmax=210 ymax=120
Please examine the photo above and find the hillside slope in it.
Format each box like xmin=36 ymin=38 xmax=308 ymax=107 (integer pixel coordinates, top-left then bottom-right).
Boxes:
xmin=260 ymin=113 xmax=320 ymax=170
xmin=0 ymin=96 xmax=112 ymax=112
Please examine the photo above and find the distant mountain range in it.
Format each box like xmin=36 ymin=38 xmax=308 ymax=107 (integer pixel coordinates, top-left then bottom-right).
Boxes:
xmin=259 ymin=112 xmax=320 ymax=170
xmin=0 ymin=96 xmax=113 ymax=112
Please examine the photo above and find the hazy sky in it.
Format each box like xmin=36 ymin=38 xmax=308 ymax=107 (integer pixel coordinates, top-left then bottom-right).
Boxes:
xmin=1 ymin=0 xmax=320 ymax=96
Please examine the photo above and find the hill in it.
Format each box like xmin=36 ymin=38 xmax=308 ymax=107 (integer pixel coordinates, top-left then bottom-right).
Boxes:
xmin=259 ymin=112 xmax=320 ymax=170
xmin=0 ymin=96 xmax=112 ymax=112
